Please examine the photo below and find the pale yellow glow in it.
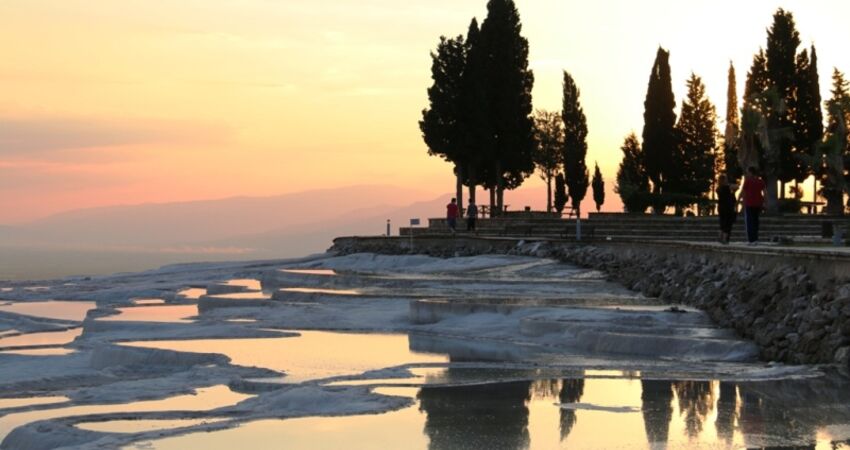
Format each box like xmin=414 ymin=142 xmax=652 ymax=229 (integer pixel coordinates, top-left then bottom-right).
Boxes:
xmin=1 ymin=0 xmax=848 ymax=221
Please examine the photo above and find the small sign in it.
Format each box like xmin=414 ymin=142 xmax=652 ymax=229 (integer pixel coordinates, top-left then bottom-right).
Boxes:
xmin=410 ymin=218 xmax=421 ymax=226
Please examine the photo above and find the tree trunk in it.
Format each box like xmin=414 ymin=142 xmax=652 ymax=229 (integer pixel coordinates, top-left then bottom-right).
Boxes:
xmin=497 ymin=187 xmax=504 ymax=214
xmin=489 ymin=188 xmax=496 ymax=217
xmin=455 ymin=162 xmax=464 ymax=216
xmin=826 ymin=191 xmax=843 ymax=216
xmin=546 ymin=176 xmax=552 ymax=213
xmin=813 ymin=177 xmax=818 ymax=214
xmin=780 ymin=180 xmax=786 ymax=199
xmin=467 ymin=167 xmax=477 ymax=204
xmin=651 ymin=183 xmax=664 ymax=215
xmin=765 ymin=176 xmax=779 ymax=215
xmin=495 ymin=160 xmax=504 ymax=214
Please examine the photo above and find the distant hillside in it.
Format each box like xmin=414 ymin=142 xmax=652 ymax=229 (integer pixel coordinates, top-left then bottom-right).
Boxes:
xmin=1 ymin=185 xmax=429 ymax=248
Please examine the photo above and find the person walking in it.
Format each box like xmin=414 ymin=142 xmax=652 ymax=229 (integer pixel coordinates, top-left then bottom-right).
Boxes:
xmin=446 ymin=198 xmax=459 ymax=233
xmin=466 ymin=201 xmax=478 ymax=232
xmin=738 ymin=166 xmax=765 ymax=245
xmin=716 ymin=174 xmax=737 ymax=244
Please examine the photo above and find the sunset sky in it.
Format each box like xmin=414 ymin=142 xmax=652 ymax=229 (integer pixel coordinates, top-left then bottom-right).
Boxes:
xmin=2 ymin=0 xmax=849 ymax=223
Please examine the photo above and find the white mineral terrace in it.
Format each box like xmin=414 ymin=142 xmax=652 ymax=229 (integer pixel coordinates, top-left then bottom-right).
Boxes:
xmin=0 ymin=248 xmax=846 ymax=449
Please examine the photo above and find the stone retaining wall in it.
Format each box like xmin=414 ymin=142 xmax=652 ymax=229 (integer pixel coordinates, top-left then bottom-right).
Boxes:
xmin=330 ymin=236 xmax=850 ymax=365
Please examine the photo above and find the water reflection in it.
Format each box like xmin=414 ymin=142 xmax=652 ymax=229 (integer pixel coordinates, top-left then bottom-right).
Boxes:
xmin=558 ymin=379 xmax=584 ymax=441
xmin=278 ymin=287 xmax=360 ymax=296
xmin=673 ymin=380 xmax=714 ymax=438
xmin=130 ymin=373 xmax=850 ymax=449
xmin=98 ymin=305 xmax=198 ymax=323
xmin=418 ymin=379 xmax=531 ymax=450
xmin=177 ymin=288 xmax=206 ymax=299
xmin=641 ymin=380 xmax=674 ymax=447
xmin=124 ymin=331 xmax=447 ymax=383
xmin=714 ymin=381 xmax=738 ymax=446
xmin=0 ymin=301 xmax=95 ymax=321
xmin=0 ymin=348 xmax=76 ymax=356
xmin=0 ymin=328 xmax=81 ymax=349
xmin=0 ymin=385 xmax=249 ymax=442
xmin=280 ymin=269 xmax=337 ymax=276
xmin=78 ymin=418 xmax=228 ymax=434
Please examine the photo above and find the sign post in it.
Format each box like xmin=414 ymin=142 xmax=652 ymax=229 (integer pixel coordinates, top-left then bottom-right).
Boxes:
xmin=409 ymin=218 xmax=420 ymax=248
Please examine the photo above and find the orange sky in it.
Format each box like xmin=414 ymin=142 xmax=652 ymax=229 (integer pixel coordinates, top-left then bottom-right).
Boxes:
xmin=1 ymin=0 xmax=848 ymax=223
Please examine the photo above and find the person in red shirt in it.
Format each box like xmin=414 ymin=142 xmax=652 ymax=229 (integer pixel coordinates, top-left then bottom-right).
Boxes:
xmin=446 ymin=198 xmax=459 ymax=233
xmin=738 ymin=166 xmax=766 ymax=244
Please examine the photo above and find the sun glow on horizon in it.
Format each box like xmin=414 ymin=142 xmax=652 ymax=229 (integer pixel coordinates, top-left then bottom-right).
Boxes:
xmin=1 ymin=0 xmax=849 ymax=222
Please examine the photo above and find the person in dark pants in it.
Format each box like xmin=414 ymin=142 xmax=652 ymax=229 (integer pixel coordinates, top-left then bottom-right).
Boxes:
xmin=716 ymin=174 xmax=737 ymax=244
xmin=738 ymin=166 xmax=765 ymax=245
xmin=466 ymin=201 xmax=478 ymax=232
xmin=446 ymin=198 xmax=458 ymax=233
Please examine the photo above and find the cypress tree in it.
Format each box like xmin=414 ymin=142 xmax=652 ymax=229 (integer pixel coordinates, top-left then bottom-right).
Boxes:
xmin=592 ymin=163 xmax=605 ymax=213
xmin=460 ymin=18 xmax=487 ymax=204
xmin=741 ymin=49 xmax=769 ymax=172
xmin=744 ymin=49 xmax=770 ymax=116
xmin=724 ymin=62 xmax=743 ymax=181
xmin=420 ymin=35 xmax=468 ymax=211
xmin=820 ymin=69 xmax=850 ymax=215
xmin=562 ymin=71 xmax=589 ymax=218
xmin=477 ymin=0 xmax=536 ymax=214
xmin=675 ymin=73 xmax=718 ymax=209
xmin=554 ymin=173 xmax=568 ymax=214
xmin=616 ymin=133 xmax=650 ymax=213
xmin=642 ymin=47 xmax=677 ymax=213
xmin=794 ymin=46 xmax=824 ymax=182
xmin=763 ymin=8 xmax=801 ymax=206
xmin=532 ymin=110 xmax=564 ymax=213
xmin=765 ymin=8 xmax=801 ymax=199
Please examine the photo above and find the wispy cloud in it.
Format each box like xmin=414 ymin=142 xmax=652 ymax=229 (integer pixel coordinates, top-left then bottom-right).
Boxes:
xmin=0 ymin=117 xmax=230 ymax=155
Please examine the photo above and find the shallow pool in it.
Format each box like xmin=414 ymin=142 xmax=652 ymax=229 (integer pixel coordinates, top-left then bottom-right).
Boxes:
xmin=122 ymin=331 xmax=448 ymax=383
xmin=0 ymin=301 xmax=95 ymax=322
xmin=128 ymin=375 xmax=850 ymax=449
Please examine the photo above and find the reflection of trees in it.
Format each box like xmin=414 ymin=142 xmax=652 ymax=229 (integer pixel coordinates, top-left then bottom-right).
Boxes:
xmin=530 ymin=379 xmax=561 ymax=399
xmin=418 ymin=380 xmax=531 ymax=450
xmin=641 ymin=380 xmax=674 ymax=447
xmin=558 ymin=379 xmax=585 ymax=442
xmin=715 ymin=382 xmax=737 ymax=445
xmin=738 ymin=379 xmax=819 ymax=450
xmin=673 ymin=381 xmax=715 ymax=438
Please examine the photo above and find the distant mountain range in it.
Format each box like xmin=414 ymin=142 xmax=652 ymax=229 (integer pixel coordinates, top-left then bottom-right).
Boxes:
xmin=0 ymin=185 xmax=446 ymax=258
xmin=0 ymin=182 xmax=620 ymax=262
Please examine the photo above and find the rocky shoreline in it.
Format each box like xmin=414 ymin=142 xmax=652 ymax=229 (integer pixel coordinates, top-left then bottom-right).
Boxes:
xmin=330 ymin=237 xmax=850 ymax=366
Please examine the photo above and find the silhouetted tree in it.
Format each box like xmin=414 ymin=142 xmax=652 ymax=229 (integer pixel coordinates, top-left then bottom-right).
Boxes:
xmin=744 ymin=49 xmax=770 ymax=118
xmin=421 ymin=34 xmax=468 ymax=211
xmin=478 ymin=0 xmax=536 ymax=214
xmin=766 ymin=8 xmax=802 ymax=194
xmin=459 ymin=18 xmax=487 ymax=204
xmin=562 ymin=71 xmax=589 ymax=218
xmin=724 ymin=62 xmax=743 ymax=181
xmin=642 ymin=47 xmax=678 ymax=213
xmin=819 ymin=69 xmax=850 ymax=215
xmin=592 ymin=163 xmax=605 ymax=212
xmin=554 ymin=172 xmax=568 ymax=214
xmin=616 ymin=133 xmax=650 ymax=213
xmin=675 ymin=73 xmax=718 ymax=211
xmin=793 ymin=47 xmax=823 ymax=187
xmin=532 ymin=109 xmax=564 ymax=212
xmin=743 ymin=49 xmax=785 ymax=213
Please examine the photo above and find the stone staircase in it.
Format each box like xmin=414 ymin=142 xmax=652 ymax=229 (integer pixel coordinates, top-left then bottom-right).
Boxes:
xmin=399 ymin=212 xmax=841 ymax=243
